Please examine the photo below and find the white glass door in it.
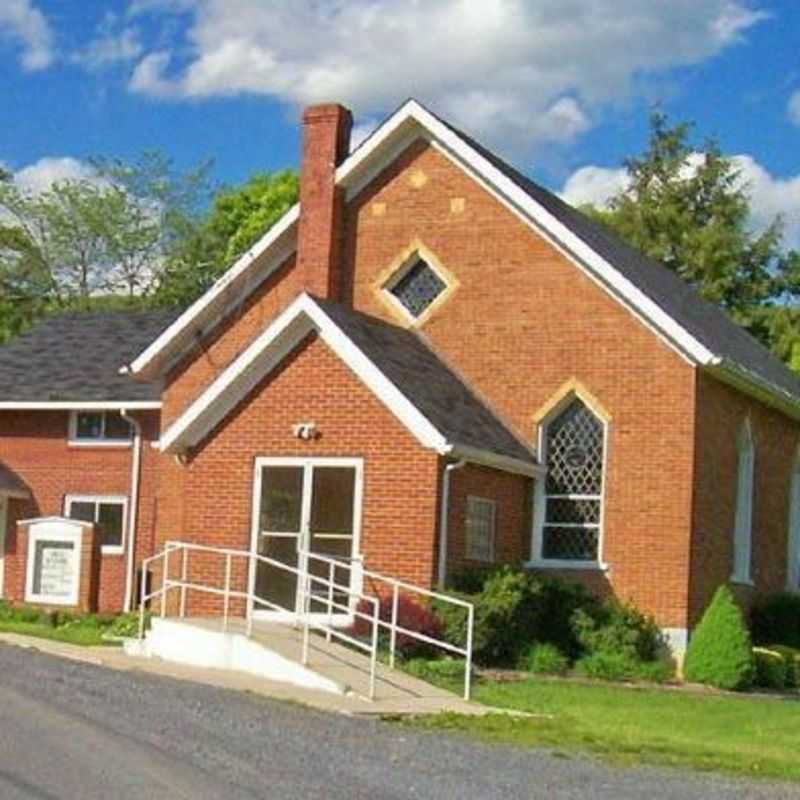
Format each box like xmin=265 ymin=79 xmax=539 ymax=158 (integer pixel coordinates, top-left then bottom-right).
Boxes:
xmin=250 ymin=458 xmax=363 ymax=620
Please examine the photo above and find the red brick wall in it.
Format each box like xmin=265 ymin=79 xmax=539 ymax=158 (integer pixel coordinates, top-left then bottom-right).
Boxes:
xmin=162 ymin=255 xmax=302 ymax=428
xmin=445 ymin=464 xmax=530 ymax=579
xmin=0 ymin=410 xmax=160 ymax=612
xmin=690 ymin=372 xmax=800 ymax=626
xmin=339 ymin=140 xmax=697 ymax=628
xmin=155 ymin=333 xmax=441 ymax=616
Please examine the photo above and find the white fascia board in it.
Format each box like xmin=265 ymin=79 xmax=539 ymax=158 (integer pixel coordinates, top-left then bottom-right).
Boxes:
xmin=0 ymin=401 xmax=161 ymax=410
xmin=126 ymin=204 xmax=300 ymax=378
xmin=0 ymin=489 xmax=30 ymax=500
xmin=336 ymin=100 xmax=716 ymax=367
xmin=446 ymin=443 xmax=544 ymax=478
xmin=160 ymin=294 xmax=448 ymax=454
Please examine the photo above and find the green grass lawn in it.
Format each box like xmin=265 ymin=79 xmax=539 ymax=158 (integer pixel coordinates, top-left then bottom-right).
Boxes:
xmin=0 ymin=618 xmax=118 ymax=646
xmin=408 ymin=676 xmax=800 ymax=782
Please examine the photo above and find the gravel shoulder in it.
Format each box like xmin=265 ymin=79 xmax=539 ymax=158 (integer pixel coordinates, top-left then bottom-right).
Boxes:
xmin=0 ymin=643 xmax=797 ymax=800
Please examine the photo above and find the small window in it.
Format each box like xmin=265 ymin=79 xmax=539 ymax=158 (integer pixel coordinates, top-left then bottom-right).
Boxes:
xmin=465 ymin=496 xmax=496 ymax=562
xmin=70 ymin=412 xmax=132 ymax=445
xmin=388 ymin=257 xmax=447 ymax=319
xmin=65 ymin=496 xmax=126 ymax=552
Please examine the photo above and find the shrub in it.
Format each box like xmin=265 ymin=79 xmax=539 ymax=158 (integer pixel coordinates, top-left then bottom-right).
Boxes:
xmin=753 ymin=647 xmax=788 ymax=690
xmin=447 ymin=565 xmax=504 ymax=594
xmin=525 ymin=642 xmax=569 ymax=675
xmin=751 ymin=593 xmax=800 ymax=649
xmin=575 ymin=650 xmax=673 ymax=683
xmin=435 ymin=568 xmax=598 ymax=667
xmin=768 ymin=645 xmax=800 ymax=688
xmin=352 ymin=594 xmax=444 ymax=659
xmin=571 ymin=599 xmax=663 ymax=662
xmin=107 ymin=612 xmax=148 ymax=639
xmin=684 ymin=586 xmax=754 ymax=691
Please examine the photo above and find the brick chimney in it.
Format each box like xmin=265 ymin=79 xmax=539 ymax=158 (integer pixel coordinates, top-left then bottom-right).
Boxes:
xmin=297 ymin=103 xmax=353 ymax=301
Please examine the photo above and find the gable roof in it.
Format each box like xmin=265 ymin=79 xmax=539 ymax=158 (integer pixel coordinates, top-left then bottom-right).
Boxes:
xmin=0 ymin=310 xmax=177 ymax=408
xmin=160 ymin=293 xmax=540 ymax=477
xmin=127 ymin=98 xmax=800 ymax=419
xmin=0 ymin=462 xmax=30 ymax=498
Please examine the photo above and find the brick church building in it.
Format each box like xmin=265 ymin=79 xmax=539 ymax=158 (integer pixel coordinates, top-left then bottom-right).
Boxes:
xmin=1 ymin=99 xmax=799 ymax=653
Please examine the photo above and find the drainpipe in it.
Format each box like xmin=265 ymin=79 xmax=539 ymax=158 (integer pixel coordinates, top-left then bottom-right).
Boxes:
xmin=120 ymin=409 xmax=142 ymax=613
xmin=437 ymin=459 xmax=467 ymax=588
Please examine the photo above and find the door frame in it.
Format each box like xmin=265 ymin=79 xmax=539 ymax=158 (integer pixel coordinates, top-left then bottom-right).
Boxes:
xmin=248 ymin=456 xmax=364 ymax=621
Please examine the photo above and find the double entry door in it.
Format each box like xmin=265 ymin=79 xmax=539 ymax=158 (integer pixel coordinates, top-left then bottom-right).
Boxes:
xmin=250 ymin=457 xmax=363 ymax=620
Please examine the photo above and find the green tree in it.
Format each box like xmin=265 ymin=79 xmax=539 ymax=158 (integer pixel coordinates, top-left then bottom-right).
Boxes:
xmin=0 ymin=153 xmax=211 ymax=341
xmin=157 ymin=170 xmax=298 ymax=307
xmin=585 ymin=113 xmax=800 ymax=361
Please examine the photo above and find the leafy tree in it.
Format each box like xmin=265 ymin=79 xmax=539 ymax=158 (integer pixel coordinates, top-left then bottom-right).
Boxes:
xmin=157 ymin=170 xmax=298 ymax=307
xmin=0 ymin=153 xmax=211 ymax=341
xmin=585 ymin=113 xmax=800 ymax=362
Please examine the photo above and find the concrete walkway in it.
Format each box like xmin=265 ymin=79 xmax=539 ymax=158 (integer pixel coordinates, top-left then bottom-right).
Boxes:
xmin=0 ymin=626 xmax=484 ymax=717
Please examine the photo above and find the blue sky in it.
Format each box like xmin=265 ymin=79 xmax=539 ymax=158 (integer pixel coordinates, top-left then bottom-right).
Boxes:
xmin=1 ymin=1 xmax=798 ymax=243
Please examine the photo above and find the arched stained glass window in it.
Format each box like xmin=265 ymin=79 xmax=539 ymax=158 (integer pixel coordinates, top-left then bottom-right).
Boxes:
xmin=540 ymin=398 xmax=605 ymax=562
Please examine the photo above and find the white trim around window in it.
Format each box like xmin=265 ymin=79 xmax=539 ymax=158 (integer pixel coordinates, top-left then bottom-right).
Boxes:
xmin=64 ymin=495 xmax=127 ymax=555
xmin=68 ymin=411 xmax=133 ymax=447
xmin=731 ymin=419 xmax=755 ymax=585
xmin=465 ymin=496 xmax=496 ymax=563
xmin=528 ymin=392 xmax=610 ymax=571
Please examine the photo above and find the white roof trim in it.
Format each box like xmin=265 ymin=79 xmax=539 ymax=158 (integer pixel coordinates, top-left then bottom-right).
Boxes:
xmin=0 ymin=401 xmax=161 ymax=410
xmin=126 ymin=204 xmax=300 ymax=377
xmin=160 ymin=293 xmax=539 ymax=476
xmin=160 ymin=293 xmax=448 ymax=454
xmin=0 ymin=488 xmax=30 ymax=500
xmin=337 ymin=100 xmax=716 ymax=367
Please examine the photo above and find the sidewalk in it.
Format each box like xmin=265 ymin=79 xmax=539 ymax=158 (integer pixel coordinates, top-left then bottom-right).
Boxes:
xmin=0 ymin=631 xmax=487 ymax=717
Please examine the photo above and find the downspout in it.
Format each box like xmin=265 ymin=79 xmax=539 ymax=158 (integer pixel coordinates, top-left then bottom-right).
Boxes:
xmin=120 ymin=409 xmax=142 ymax=613
xmin=437 ymin=459 xmax=467 ymax=588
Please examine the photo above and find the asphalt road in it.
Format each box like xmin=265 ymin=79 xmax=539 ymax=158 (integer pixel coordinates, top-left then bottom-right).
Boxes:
xmin=0 ymin=644 xmax=796 ymax=800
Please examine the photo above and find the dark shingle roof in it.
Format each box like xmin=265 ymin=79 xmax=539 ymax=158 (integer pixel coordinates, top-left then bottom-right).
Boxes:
xmin=0 ymin=310 xmax=179 ymax=403
xmin=442 ymin=119 xmax=800 ymax=402
xmin=315 ymin=298 xmax=536 ymax=465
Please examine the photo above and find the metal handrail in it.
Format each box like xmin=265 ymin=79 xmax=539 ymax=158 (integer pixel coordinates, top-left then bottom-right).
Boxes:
xmin=138 ymin=541 xmax=474 ymax=701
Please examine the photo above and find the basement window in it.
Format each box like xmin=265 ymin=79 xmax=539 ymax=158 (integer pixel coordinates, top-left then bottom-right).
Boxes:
xmin=69 ymin=411 xmax=132 ymax=446
xmin=387 ymin=257 xmax=447 ymax=319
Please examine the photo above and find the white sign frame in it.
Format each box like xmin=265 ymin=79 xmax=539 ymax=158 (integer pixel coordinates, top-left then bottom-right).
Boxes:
xmin=24 ymin=518 xmax=84 ymax=606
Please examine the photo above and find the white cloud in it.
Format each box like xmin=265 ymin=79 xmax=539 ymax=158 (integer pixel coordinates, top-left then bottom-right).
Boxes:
xmin=0 ymin=0 xmax=55 ymax=71
xmin=788 ymin=91 xmax=800 ymax=127
xmin=13 ymin=157 xmax=96 ymax=194
xmin=560 ymin=154 xmax=800 ymax=249
xmin=73 ymin=13 xmax=143 ymax=71
xmin=127 ymin=0 xmax=766 ymax=156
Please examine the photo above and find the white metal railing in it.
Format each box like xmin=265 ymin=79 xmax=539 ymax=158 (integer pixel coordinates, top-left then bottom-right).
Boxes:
xmin=137 ymin=541 xmax=474 ymax=700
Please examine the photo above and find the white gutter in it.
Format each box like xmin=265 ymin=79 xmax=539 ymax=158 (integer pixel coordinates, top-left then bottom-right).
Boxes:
xmin=120 ymin=409 xmax=143 ymax=613
xmin=437 ymin=459 xmax=467 ymax=587
xmin=0 ymin=401 xmax=161 ymax=411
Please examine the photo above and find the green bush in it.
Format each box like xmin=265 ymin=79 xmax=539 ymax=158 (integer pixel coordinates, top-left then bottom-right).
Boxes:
xmin=574 ymin=650 xmax=672 ymax=683
xmin=753 ymin=647 xmax=788 ymax=690
xmin=572 ymin=599 xmax=663 ymax=661
xmin=107 ymin=612 xmax=148 ymax=639
xmin=750 ymin=593 xmax=800 ymax=649
xmin=447 ymin=565 xmax=505 ymax=594
xmin=436 ymin=568 xmax=598 ymax=667
xmin=768 ymin=644 xmax=800 ymax=688
xmin=684 ymin=586 xmax=754 ymax=691
xmin=525 ymin=642 xmax=569 ymax=675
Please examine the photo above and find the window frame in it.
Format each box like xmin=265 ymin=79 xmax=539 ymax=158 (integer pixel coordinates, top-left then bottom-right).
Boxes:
xmin=64 ymin=494 xmax=128 ymax=555
xmin=68 ymin=411 xmax=133 ymax=448
xmin=381 ymin=249 xmax=453 ymax=325
xmin=731 ymin=419 xmax=755 ymax=585
xmin=464 ymin=495 xmax=497 ymax=563
xmin=528 ymin=393 xmax=610 ymax=571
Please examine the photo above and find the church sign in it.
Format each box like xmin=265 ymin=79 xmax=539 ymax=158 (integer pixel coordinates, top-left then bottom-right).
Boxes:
xmin=25 ymin=519 xmax=83 ymax=606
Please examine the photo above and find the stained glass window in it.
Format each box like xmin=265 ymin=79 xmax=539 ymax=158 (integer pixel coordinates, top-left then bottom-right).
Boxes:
xmin=389 ymin=258 xmax=446 ymax=318
xmin=541 ymin=399 xmax=604 ymax=561
xmin=465 ymin=496 xmax=496 ymax=562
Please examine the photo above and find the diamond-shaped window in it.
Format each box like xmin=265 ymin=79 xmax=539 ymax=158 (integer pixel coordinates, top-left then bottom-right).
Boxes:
xmin=388 ymin=258 xmax=447 ymax=319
